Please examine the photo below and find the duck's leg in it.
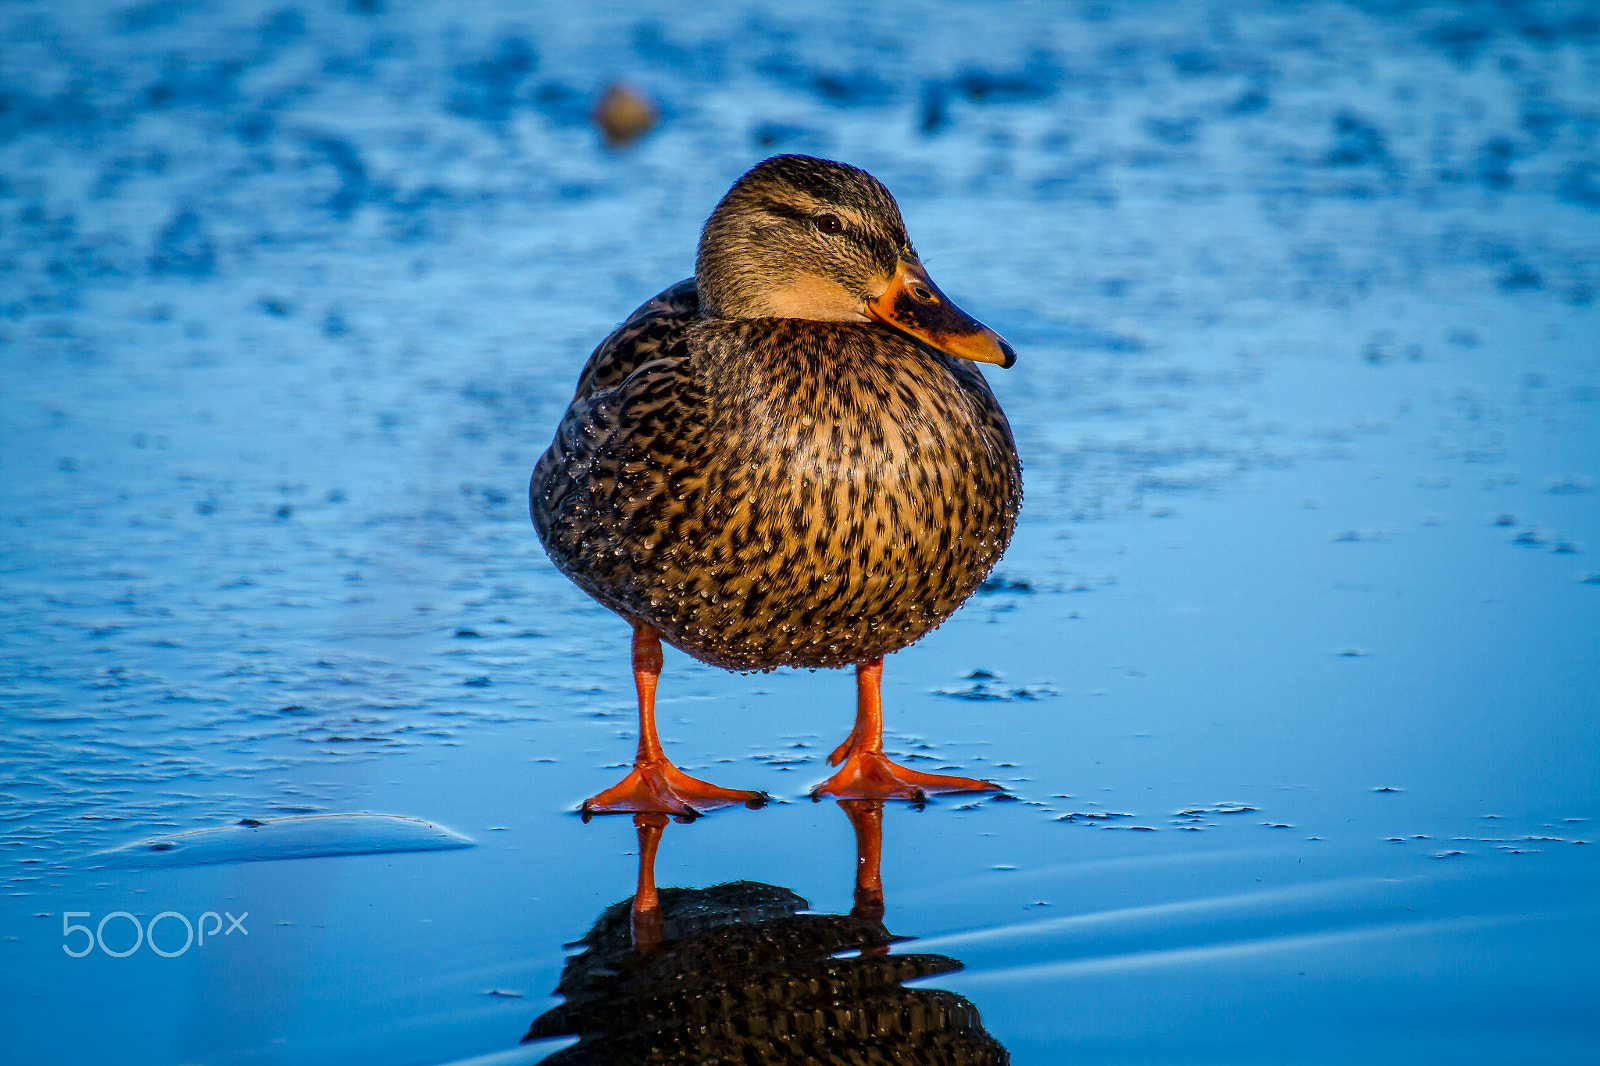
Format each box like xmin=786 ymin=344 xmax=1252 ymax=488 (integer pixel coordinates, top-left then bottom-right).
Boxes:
xmin=810 ymin=657 xmax=1001 ymax=801
xmin=582 ymin=625 xmax=767 ymax=818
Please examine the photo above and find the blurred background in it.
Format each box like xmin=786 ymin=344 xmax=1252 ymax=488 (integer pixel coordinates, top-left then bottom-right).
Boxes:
xmin=2 ymin=1 xmax=1597 ymax=1064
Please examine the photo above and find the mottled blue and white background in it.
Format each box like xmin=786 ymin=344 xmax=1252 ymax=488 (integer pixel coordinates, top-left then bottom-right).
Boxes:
xmin=2 ymin=1 xmax=1597 ymax=1063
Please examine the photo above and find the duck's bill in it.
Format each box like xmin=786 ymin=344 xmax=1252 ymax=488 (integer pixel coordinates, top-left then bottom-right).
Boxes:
xmin=865 ymin=259 xmax=1016 ymax=369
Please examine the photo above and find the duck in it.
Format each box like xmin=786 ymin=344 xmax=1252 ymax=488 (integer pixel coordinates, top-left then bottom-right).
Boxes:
xmin=530 ymin=154 xmax=1022 ymax=817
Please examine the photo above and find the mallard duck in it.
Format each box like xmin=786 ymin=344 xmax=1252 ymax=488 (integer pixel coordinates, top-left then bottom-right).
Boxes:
xmin=530 ymin=155 xmax=1021 ymax=816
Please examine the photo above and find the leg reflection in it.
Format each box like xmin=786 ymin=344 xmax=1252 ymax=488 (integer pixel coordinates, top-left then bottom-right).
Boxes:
xmin=630 ymin=813 xmax=668 ymax=953
xmin=840 ymin=799 xmax=885 ymax=923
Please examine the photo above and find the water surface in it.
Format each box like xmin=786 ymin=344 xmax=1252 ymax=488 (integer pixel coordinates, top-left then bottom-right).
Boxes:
xmin=2 ymin=1 xmax=1597 ymax=1062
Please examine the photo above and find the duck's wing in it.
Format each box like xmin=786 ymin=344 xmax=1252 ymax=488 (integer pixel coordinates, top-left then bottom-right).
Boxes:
xmin=569 ymin=278 xmax=698 ymax=403
xmin=530 ymin=283 xmax=704 ymax=607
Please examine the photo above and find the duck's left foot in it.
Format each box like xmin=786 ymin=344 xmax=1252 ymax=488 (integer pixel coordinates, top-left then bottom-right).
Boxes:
xmin=581 ymin=757 xmax=768 ymax=819
xmin=809 ymin=750 xmax=1000 ymax=801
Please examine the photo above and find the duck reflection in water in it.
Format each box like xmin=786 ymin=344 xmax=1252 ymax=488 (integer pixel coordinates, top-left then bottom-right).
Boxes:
xmin=525 ymin=800 xmax=1009 ymax=1064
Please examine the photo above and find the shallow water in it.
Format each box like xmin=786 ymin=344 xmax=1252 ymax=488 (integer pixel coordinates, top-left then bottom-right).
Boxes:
xmin=2 ymin=0 xmax=1598 ymax=1062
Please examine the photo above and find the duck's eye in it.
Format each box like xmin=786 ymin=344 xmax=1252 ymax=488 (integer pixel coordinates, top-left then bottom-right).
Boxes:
xmin=813 ymin=212 xmax=844 ymax=235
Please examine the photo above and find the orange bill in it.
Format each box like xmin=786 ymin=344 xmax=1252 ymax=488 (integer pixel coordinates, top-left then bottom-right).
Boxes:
xmin=865 ymin=258 xmax=1016 ymax=368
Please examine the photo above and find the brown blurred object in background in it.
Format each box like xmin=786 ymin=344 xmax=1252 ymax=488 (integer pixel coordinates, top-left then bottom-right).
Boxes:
xmin=593 ymin=83 xmax=658 ymax=147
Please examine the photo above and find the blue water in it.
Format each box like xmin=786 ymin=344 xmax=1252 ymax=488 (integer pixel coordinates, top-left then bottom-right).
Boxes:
xmin=2 ymin=1 xmax=1597 ymax=1062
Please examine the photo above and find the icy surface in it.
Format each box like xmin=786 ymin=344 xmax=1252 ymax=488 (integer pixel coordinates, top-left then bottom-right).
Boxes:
xmin=1 ymin=0 xmax=1597 ymax=1063
xmin=91 ymin=814 xmax=474 ymax=867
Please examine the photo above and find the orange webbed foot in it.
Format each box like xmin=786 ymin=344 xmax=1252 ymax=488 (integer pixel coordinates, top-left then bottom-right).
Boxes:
xmin=809 ymin=749 xmax=1001 ymax=802
xmin=581 ymin=757 xmax=767 ymax=819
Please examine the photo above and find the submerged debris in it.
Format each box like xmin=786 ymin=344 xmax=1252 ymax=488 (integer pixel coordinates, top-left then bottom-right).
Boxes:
xmin=593 ymin=82 xmax=658 ymax=147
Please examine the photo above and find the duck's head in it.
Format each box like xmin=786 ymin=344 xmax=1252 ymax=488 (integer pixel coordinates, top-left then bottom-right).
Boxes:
xmin=695 ymin=155 xmax=1016 ymax=369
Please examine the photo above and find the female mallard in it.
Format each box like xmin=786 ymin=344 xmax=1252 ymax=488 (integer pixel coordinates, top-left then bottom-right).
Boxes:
xmin=531 ymin=155 xmax=1021 ymax=817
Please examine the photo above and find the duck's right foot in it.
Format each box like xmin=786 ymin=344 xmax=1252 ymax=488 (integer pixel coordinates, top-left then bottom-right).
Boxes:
xmin=809 ymin=749 xmax=1000 ymax=802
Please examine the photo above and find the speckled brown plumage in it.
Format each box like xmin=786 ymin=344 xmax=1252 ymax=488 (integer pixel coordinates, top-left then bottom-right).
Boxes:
xmin=529 ymin=155 xmax=1022 ymax=811
xmin=532 ymin=291 xmax=1019 ymax=670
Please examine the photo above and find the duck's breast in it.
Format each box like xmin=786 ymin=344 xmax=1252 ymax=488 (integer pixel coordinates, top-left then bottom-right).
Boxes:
xmin=647 ymin=320 xmax=1019 ymax=669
